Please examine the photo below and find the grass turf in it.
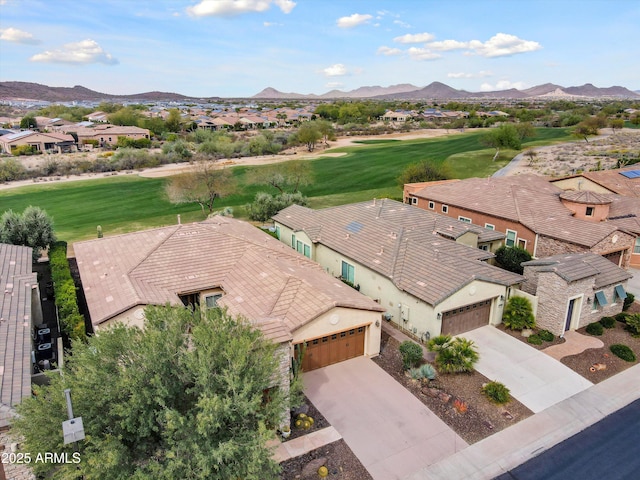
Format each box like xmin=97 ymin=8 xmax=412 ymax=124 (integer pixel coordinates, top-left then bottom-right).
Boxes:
xmin=0 ymin=128 xmax=573 ymax=243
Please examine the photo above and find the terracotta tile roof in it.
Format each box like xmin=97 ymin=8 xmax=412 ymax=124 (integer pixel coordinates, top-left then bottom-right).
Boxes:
xmin=559 ymin=190 xmax=612 ymax=205
xmin=73 ymin=217 xmax=383 ymax=341
xmin=522 ymin=252 xmax=631 ymax=288
xmin=413 ymin=174 xmax=623 ymax=248
xmin=0 ymin=244 xmax=36 ymax=411
xmin=274 ymin=200 xmax=523 ymax=306
xmin=557 ymin=164 xmax=640 ymax=197
xmin=604 ymin=195 xmax=640 ymax=234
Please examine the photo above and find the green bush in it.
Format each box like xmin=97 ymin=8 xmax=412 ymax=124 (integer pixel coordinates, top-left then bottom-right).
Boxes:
xmin=538 ymin=330 xmax=555 ymax=342
xmin=585 ymin=322 xmax=604 ymax=336
xmin=502 ymin=296 xmax=535 ymax=330
xmin=625 ymin=313 xmax=640 ymax=336
xmin=623 ymin=293 xmax=635 ymax=311
xmin=495 ymin=246 xmax=532 ymax=274
xmin=399 ymin=341 xmax=423 ymax=370
xmin=482 ymin=381 xmax=511 ymax=404
xmin=49 ymin=242 xmax=86 ymax=341
xmin=527 ymin=334 xmax=542 ymax=345
xmin=599 ymin=316 xmax=616 ymax=329
xmin=609 ymin=344 xmax=636 ymax=362
xmin=427 ymin=335 xmax=452 ymax=352
xmin=418 ymin=363 xmax=437 ymax=380
xmin=430 ymin=337 xmax=479 ymax=374
xmin=615 ymin=312 xmax=629 ymax=323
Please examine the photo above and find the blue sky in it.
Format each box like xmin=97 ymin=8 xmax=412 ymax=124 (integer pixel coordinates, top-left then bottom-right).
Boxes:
xmin=0 ymin=0 xmax=638 ymax=98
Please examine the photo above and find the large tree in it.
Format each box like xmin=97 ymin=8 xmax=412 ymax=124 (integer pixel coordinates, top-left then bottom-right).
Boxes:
xmin=0 ymin=206 xmax=56 ymax=259
xmin=296 ymin=122 xmax=322 ymax=152
xmin=480 ymin=124 xmax=522 ymax=160
xmin=13 ymin=306 xmax=288 ymax=480
xmin=250 ymin=160 xmax=313 ymax=194
xmin=397 ymin=159 xmax=449 ymax=186
xmin=166 ymin=162 xmax=237 ymax=215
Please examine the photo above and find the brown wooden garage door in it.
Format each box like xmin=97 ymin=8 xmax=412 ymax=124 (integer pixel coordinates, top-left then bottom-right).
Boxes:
xmin=295 ymin=326 xmax=366 ymax=371
xmin=441 ymin=299 xmax=492 ymax=336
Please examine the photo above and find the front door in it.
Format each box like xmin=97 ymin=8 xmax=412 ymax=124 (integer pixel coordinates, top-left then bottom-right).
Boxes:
xmin=565 ymin=299 xmax=576 ymax=331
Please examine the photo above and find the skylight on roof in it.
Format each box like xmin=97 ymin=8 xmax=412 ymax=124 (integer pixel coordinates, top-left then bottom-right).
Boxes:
xmin=620 ymin=170 xmax=640 ymax=179
xmin=346 ymin=221 xmax=364 ymax=233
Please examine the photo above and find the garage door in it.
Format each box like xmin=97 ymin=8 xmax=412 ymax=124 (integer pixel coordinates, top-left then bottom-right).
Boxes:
xmin=441 ymin=299 xmax=492 ymax=336
xmin=295 ymin=326 xmax=366 ymax=371
xmin=603 ymin=250 xmax=623 ymax=266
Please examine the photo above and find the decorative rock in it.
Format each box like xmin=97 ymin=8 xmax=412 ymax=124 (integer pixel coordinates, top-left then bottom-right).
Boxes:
xmin=301 ymin=457 xmax=326 ymax=478
xmin=483 ymin=421 xmax=494 ymax=430
xmin=424 ymin=387 xmax=440 ymax=398
xmin=521 ymin=328 xmax=533 ymax=338
xmin=293 ymin=404 xmax=309 ymax=416
xmin=502 ymin=411 xmax=513 ymax=420
xmin=438 ymin=392 xmax=452 ymax=403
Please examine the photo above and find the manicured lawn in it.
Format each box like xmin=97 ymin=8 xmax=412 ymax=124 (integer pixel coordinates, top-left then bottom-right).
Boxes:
xmin=0 ymin=128 xmax=573 ymax=242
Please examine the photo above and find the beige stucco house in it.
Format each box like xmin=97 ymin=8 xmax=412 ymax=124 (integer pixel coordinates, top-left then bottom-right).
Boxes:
xmin=73 ymin=216 xmax=384 ymax=376
xmin=521 ymin=253 xmax=631 ymax=336
xmin=0 ymin=130 xmax=76 ymax=154
xmin=273 ymin=199 xmax=524 ymax=341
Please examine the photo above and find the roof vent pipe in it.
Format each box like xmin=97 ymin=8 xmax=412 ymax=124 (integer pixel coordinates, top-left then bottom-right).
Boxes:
xmin=177 ymin=214 xmax=181 ymax=225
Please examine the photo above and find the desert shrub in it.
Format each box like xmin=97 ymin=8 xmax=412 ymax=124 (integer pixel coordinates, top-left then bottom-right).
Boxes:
xmin=427 ymin=335 xmax=452 ymax=352
xmin=538 ymin=330 xmax=555 ymax=342
xmin=482 ymin=381 xmax=511 ymax=404
xmin=502 ymin=296 xmax=535 ymax=330
xmin=418 ymin=363 xmax=437 ymax=380
xmin=399 ymin=341 xmax=423 ymax=370
xmin=585 ymin=322 xmax=604 ymax=336
xmin=623 ymin=293 xmax=635 ymax=311
xmin=0 ymin=158 xmax=28 ymax=182
xmin=12 ymin=145 xmax=38 ymax=156
xmin=433 ymin=337 xmax=479 ymax=374
xmin=615 ymin=312 xmax=629 ymax=323
xmin=625 ymin=313 xmax=640 ymax=336
xmin=495 ymin=246 xmax=532 ymax=274
xmin=610 ymin=344 xmax=636 ymax=362
xmin=49 ymin=242 xmax=86 ymax=341
xmin=527 ymin=334 xmax=542 ymax=345
xmin=599 ymin=316 xmax=616 ymax=329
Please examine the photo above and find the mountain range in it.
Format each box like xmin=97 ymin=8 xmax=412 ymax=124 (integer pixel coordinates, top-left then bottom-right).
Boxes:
xmin=0 ymin=81 xmax=638 ymax=103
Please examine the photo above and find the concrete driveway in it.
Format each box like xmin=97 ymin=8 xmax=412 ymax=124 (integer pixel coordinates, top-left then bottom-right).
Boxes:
xmin=462 ymin=326 xmax=593 ymax=413
xmin=626 ymin=268 xmax=640 ymax=297
xmin=303 ymin=356 xmax=467 ymax=480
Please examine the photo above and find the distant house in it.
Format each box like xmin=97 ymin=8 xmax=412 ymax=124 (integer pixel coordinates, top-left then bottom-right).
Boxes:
xmin=381 ymin=111 xmax=411 ymax=122
xmin=521 ymin=253 xmax=631 ymax=336
xmin=273 ymin=199 xmax=524 ymax=340
xmin=405 ymin=174 xmax=638 ymax=269
xmin=59 ymin=124 xmax=150 ymax=145
xmin=0 ymin=130 xmax=76 ymax=154
xmin=73 ymin=216 xmax=384 ymax=374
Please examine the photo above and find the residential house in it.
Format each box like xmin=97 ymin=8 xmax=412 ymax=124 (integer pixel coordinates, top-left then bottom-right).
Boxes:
xmin=0 ymin=130 xmax=76 ymax=154
xmin=520 ymin=253 xmax=631 ymax=336
xmin=404 ymin=174 xmax=637 ymax=269
xmin=73 ymin=216 xmax=384 ymax=376
xmin=0 ymin=244 xmax=41 ymax=427
xmin=551 ymin=164 xmax=640 ymax=267
xmin=273 ymin=199 xmax=524 ymax=341
xmin=381 ymin=111 xmax=412 ymax=122
xmin=58 ymin=124 xmax=150 ymax=145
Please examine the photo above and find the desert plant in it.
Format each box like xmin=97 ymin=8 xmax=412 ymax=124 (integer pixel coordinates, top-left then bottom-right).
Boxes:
xmin=408 ymin=367 xmax=423 ymax=380
xmin=610 ymin=344 xmax=636 ymax=362
xmin=418 ymin=363 xmax=437 ymax=381
xmin=527 ymin=334 xmax=542 ymax=345
xmin=624 ymin=313 xmax=640 ymax=336
xmin=482 ymin=381 xmax=511 ymax=404
xmin=623 ymin=293 xmax=635 ymax=311
xmin=427 ymin=335 xmax=452 ymax=353
xmin=399 ymin=341 xmax=424 ymax=370
xmin=502 ymin=296 xmax=535 ymax=330
xmin=452 ymin=398 xmax=468 ymax=414
xmin=599 ymin=316 xmax=616 ymax=329
xmin=615 ymin=312 xmax=629 ymax=323
xmin=585 ymin=322 xmax=604 ymax=336
xmin=318 ymin=465 xmax=329 ymax=478
xmin=538 ymin=330 xmax=555 ymax=342
xmin=434 ymin=337 xmax=479 ymax=374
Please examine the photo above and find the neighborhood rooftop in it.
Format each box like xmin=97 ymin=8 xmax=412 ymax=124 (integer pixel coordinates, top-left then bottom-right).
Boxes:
xmin=73 ymin=216 xmax=383 ymax=341
xmin=273 ymin=199 xmax=523 ymax=306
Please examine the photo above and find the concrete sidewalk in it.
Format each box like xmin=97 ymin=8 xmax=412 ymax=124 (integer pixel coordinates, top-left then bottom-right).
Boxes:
xmin=272 ymin=426 xmax=342 ymax=463
xmin=407 ymin=362 xmax=640 ymax=480
xmin=463 ymin=326 xmax=593 ymax=413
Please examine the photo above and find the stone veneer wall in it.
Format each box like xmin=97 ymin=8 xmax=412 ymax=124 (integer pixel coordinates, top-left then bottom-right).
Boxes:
xmin=275 ymin=344 xmax=291 ymax=429
xmin=536 ymin=231 xmax=634 ymax=269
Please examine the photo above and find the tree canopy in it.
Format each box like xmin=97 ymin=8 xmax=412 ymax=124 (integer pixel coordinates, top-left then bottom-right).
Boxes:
xmin=480 ymin=124 xmax=523 ymax=159
xmin=0 ymin=206 xmax=56 ymax=259
xmin=495 ymin=245 xmax=532 ymax=275
xmin=166 ymin=162 xmax=237 ymax=215
xmin=14 ymin=306 xmax=288 ymax=480
xmin=397 ymin=159 xmax=449 ymax=186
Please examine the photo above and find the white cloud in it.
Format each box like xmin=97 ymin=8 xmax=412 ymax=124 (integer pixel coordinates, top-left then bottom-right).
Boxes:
xmin=187 ymin=0 xmax=295 ymax=17
xmin=323 ymin=63 xmax=347 ymax=76
xmin=407 ymin=47 xmax=441 ymax=61
xmin=393 ymin=32 xmax=435 ymax=44
xmin=467 ymin=33 xmax=541 ymax=58
xmin=393 ymin=20 xmax=411 ymax=28
xmin=336 ymin=13 xmax=372 ymax=28
xmin=264 ymin=21 xmax=283 ymax=27
xmin=30 ymin=39 xmax=118 ymax=65
xmin=426 ymin=39 xmax=468 ymax=51
xmin=377 ymin=46 xmax=402 ymax=56
xmin=325 ymin=81 xmax=344 ymax=89
xmin=447 ymin=70 xmax=492 ymax=79
xmin=480 ymin=80 xmax=527 ymax=91
xmin=0 ymin=27 xmax=41 ymax=45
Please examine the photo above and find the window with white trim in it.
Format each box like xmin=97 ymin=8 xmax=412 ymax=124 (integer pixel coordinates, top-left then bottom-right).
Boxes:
xmin=517 ymin=238 xmax=527 ymax=249
xmin=458 ymin=216 xmax=471 ymax=223
xmin=505 ymin=229 xmax=517 ymax=247
xmin=485 ymin=223 xmax=495 ymax=230
xmin=634 ymin=237 xmax=640 ymax=254
xmin=291 ymin=234 xmax=296 ymax=249
xmin=442 ymin=204 xmax=449 ymax=213
xmin=411 ymin=197 xmax=417 ymax=205
xmin=341 ymin=261 xmax=355 ymax=284
xmin=205 ymin=293 xmax=222 ymax=309
xmin=275 ymin=225 xmax=280 ymax=239
xmin=428 ymin=201 xmax=435 ymax=210
xmin=586 ymin=206 xmax=594 ymax=217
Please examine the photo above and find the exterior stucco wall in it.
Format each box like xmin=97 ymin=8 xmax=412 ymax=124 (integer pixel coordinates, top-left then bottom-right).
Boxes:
xmin=96 ymin=306 xmax=147 ymax=330
xmin=560 ymin=199 xmax=609 ymax=222
xmin=590 ymin=231 xmax=635 ymax=269
xmin=551 ymin=177 xmax=613 ymax=194
xmin=292 ymin=306 xmax=381 ymax=358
